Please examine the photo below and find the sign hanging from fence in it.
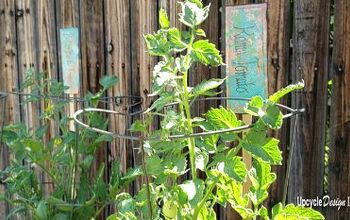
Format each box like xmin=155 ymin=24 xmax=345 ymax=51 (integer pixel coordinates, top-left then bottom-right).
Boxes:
xmin=225 ymin=3 xmax=268 ymax=113
xmin=60 ymin=27 xmax=80 ymax=94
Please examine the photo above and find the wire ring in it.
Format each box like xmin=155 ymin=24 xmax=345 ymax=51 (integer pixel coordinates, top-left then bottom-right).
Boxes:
xmin=0 ymin=91 xmax=143 ymax=109
xmin=73 ymin=97 xmax=305 ymax=141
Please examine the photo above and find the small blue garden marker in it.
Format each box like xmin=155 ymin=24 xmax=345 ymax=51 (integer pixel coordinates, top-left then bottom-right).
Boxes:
xmin=225 ymin=3 xmax=268 ymax=113
xmin=60 ymin=27 xmax=80 ymax=94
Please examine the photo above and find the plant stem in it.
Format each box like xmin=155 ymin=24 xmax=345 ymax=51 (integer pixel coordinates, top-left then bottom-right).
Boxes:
xmin=182 ymin=71 xmax=197 ymax=180
xmin=193 ymin=177 xmax=220 ymax=219
xmin=181 ymin=28 xmax=197 ymax=180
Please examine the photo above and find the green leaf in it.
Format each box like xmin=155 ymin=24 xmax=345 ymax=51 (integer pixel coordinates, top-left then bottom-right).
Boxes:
xmin=179 ymin=179 xmax=204 ymax=206
xmin=188 ymin=0 xmax=203 ymax=7
xmin=198 ymin=206 xmax=216 ymax=220
xmin=245 ymin=96 xmax=264 ymax=116
xmin=272 ymin=203 xmax=283 ymax=219
xmin=259 ymin=206 xmax=269 ymax=220
xmin=162 ymin=200 xmax=178 ymax=219
xmin=1 ymin=129 xmax=18 ymax=143
xmin=159 ymin=8 xmax=170 ymax=29
xmin=192 ymin=78 xmax=225 ymax=96
xmin=145 ymin=155 xmax=163 ymax=176
xmin=147 ymin=92 xmax=175 ymax=112
xmin=261 ymin=104 xmax=283 ymax=129
xmin=144 ymin=32 xmax=169 ymax=56
xmin=191 ymin=40 xmax=223 ymax=66
xmin=224 ymin=157 xmax=247 ymax=182
xmin=23 ymin=139 xmax=43 ymax=152
xmin=269 ymin=80 xmax=304 ymax=103
xmin=196 ymin=134 xmax=219 ymax=154
xmin=195 ymin=148 xmax=209 ymax=171
xmin=122 ymin=166 xmax=143 ymax=183
xmin=242 ymin=137 xmax=282 ymax=165
xmin=130 ymin=120 xmax=147 ymax=132
xmin=35 ymin=201 xmax=48 ymax=220
xmin=196 ymin=28 xmax=206 ymax=37
xmin=95 ymin=134 xmax=113 ymax=143
xmin=248 ymin=159 xmax=276 ymax=206
xmin=206 ymin=107 xmax=240 ymax=129
xmin=206 ymin=107 xmax=241 ymax=141
xmin=151 ymin=61 xmax=177 ymax=96
xmin=274 ymin=204 xmax=325 ymax=220
xmin=118 ymin=198 xmax=136 ymax=214
xmin=168 ymin=28 xmax=187 ymax=51
xmin=217 ymin=156 xmax=247 ymax=182
xmin=179 ymin=1 xmax=210 ymax=27
xmin=99 ymin=75 xmax=119 ymax=90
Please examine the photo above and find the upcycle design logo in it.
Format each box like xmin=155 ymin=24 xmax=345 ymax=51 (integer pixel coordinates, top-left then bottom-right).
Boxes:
xmin=297 ymin=195 xmax=350 ymax=211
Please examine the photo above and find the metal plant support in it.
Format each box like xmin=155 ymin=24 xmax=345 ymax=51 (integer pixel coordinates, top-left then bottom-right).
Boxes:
xmin=72 ymin=96 xmax=304 ymax=205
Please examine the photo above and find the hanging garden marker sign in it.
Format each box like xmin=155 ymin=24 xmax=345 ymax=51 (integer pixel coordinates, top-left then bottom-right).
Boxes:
xmin=225 ymin=3 xmax=268 ymax=113
xmin=60 ymin=27 xmax=80 ymax=94
xmin=60 ymin=27 xmax=80 ymax=131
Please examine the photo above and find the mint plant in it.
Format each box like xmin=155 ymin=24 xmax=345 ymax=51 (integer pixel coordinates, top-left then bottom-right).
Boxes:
xmin=108 ymin=1 xmax=325 ymax=219
xmin=0 ymin=71 xmax=140 ymax=219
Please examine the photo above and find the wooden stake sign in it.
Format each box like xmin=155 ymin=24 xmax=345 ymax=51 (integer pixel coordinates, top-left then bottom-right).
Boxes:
xmin=225 ymin=3 xmax=268 ymax=199
xmin=60 ymin=28 xmax=80 ymax=130
xmin=225 ymin=3 xmax=268 ymax=113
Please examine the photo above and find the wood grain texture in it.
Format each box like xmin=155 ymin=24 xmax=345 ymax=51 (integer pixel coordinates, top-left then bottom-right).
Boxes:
xmin=36 ymin=0 xmax=60 ymax=196
xmin=16 ymin=0 xmax=39 ymax=130
xmin=0 ymin=0 xmax=20 ymax=218
xmin=265 ymin=0 xmax=290 ymax=209
xmin=327 ymin=0 xmax=350 ymax=218
xmin=289 ymin=0 xmax=329 ymax=209
xmin=130 ymin=0 xmax=158 ymax=192
xmin=104 ymin=0 xmax=131 ymax=199
xmin=190 ymin=0 xmax=220 ymax=117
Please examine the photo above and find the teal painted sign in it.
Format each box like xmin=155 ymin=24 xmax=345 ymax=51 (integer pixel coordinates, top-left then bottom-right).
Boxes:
xmin=60 ymin=27 xmax=80 ymax=94
xmin=225 ymin=4 xmax=268 ymax=113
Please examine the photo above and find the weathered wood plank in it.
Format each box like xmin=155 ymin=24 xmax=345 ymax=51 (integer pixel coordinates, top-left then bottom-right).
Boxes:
xmin=15 ymin=0 xmax=39 ymax=130
xmin=265 ymin=0 xmax=290 ymax=209
xmin=104 ymin=0 xmax=131 ymax=208
xmin=80 ymin=0 xmax=105 ymax=94
xmin=130 ymin=0 xmax=158 ymax=192
xmin=327 ymin=0 xmax=350 ymax=218
xmin=289 ymin=0 xmax=329 ymax=209
xmin=79 ymin=1 xmax=106 ymax=217
xmin=36 ymin=0 xmax=60 ymax=196
xmin=55 ymin=0 xmax=80 ymax=81
xmin=0 ymin=0 xmax=20 ymax=217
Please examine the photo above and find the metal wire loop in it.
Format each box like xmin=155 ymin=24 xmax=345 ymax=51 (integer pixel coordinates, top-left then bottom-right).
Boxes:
xmin=73 ymin=96 xmax=305 ymax=142
xmin=0 ymin=91 xmax=143 ymax=109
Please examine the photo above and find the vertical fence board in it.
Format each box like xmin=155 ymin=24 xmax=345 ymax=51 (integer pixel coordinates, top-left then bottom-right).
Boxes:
xmin=190 ymin=0 xmax=220 ymax=117
xmin=35 ymin=0 xmax=59 ymax=195
xmin=79 ymin=2 xmax=106 ymax=217
xmin=328 ymin=0 xmax=350 ymax=218
xmin=0 ymin=0 xmax=20 ymax=217
xmin=104 ymin=0 xmax=131 ymax=199
xmin=130 ymin=0 xmax=158 ymax=192
xmin=15 ymin=0 xmax=39 ymax=130
xmin=265 ymin=0 xmax=290 ymax=208
xmin=55 ymin=0 xmax=80 ymax=82
xmin=289 ymin=0 xmax=329 ymax=207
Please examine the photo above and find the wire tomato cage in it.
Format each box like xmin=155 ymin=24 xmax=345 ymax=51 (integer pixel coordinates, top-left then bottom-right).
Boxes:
xmin=72 ymin=95 xmax=304 ymax=206
xmin=72 ymin=96 xmax=305 ymax=141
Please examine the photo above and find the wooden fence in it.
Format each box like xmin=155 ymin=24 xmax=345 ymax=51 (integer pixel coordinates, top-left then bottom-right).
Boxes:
xmin=0 ymin=0 xmax=349 ymax=219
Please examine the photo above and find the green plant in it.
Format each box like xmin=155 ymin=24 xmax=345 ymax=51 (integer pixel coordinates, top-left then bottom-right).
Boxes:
xmin=0 ymin=70 xmax=140 ymax=219
xmin=107 ymin=1 xmax=325 ymax=219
